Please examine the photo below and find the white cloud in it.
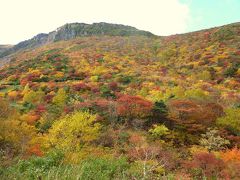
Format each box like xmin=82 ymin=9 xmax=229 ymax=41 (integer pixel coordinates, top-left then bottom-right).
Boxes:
xmin=0 ymin=0 xmax=190 ymax=44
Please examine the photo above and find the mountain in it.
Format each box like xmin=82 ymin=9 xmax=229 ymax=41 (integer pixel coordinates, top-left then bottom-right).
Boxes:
xmin=0 ymin=22 xmax=154 ymax=58
xmin=0 ymin=44 xmax=13 ymax=54
xmin=0 ymin=22 xmax=240 ymax=179
xmin=0 ymin=45 xmax=13 ymax=66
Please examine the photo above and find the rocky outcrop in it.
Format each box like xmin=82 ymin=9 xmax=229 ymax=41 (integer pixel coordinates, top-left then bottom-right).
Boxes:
xmin=0 ymin=22 xmax=154 ymax=58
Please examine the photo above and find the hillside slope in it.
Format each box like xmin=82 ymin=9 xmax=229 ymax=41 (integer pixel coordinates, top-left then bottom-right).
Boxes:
xmin=0 ymin=22 xmax=240 ymax=179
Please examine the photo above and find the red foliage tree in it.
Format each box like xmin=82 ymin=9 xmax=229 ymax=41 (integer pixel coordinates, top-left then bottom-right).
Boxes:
xmin=73 ymin=83 xmax=90 ymax=91
xmin=35 ymin=104 xmax=46 ymax=115
xmin=117 ymin=95 xmax=153 ymax=125
xmin=184 ymin=152 xmax=225 ymax=178
xmin=108 ymin=82 xmax=118 ymax=91
xmin=44 ymin=94 xmax=54 ymax=103
xmin=168 ymin=100 xmax=224 ymax=132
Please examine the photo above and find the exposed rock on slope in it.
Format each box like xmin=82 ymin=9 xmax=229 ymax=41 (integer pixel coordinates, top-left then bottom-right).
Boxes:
xmin=0 ymin=22 xmax=154 ymax=58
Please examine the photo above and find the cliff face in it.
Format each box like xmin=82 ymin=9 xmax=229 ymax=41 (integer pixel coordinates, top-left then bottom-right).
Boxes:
xmin=0 ymin=22 xmax=154 ymax=58
xmin=0 ymin=45 xmax=13 ymax=54
xmin=50 ymin=23 xmax=154 ymax=41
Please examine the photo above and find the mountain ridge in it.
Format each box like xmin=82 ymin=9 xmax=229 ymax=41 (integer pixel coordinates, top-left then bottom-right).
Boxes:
xmin=0 ymin=21 xmax=239 ymax=65
xmin=0 ymin=22 xmax=154 ymax=58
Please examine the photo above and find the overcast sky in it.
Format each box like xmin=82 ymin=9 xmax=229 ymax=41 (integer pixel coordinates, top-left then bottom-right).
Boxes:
xmin=0 ymin=0 xmax=239 ymax=44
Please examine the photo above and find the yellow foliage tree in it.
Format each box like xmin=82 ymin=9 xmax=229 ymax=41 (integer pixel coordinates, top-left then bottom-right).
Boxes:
xmin=22 ymin=83 xmax=30 ymax=95
xmin=0 ymin=99 xmax=38 ymax=154
xmin=54 ymin=71 xmax=64 ymax=79
xmin=46 ymin=111 xmax=101 ymax=151
xmin=0 ymin=119 xmax=37 ymax=153
xmin=52 ymin=88 xmax=67 ymax=107
xmin=23 ymin=90 xmax=44 ymax=104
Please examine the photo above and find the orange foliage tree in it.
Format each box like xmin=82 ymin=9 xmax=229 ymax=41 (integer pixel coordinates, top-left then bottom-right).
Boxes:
xmin=168 ymin=100 xmax=223 ymax=133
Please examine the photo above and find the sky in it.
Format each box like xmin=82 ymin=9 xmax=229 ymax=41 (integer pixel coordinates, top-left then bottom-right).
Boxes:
xmin=0 ymin=0 xmax=239 ymax=44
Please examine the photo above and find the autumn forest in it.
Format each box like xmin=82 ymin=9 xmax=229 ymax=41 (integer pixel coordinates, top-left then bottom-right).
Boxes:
xmin=0 ymin=22 xmax=240 ymax=179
